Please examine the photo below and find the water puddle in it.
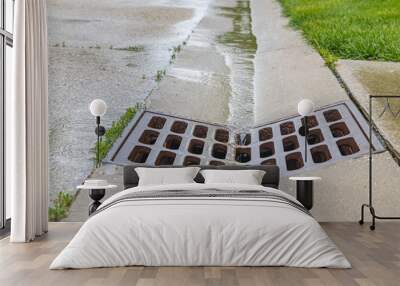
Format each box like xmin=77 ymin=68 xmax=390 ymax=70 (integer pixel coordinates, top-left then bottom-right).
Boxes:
xmin=169 ymin=67 xmax=213 ymax=84
xmin=216 ymin=0 xmax=257 ymax=131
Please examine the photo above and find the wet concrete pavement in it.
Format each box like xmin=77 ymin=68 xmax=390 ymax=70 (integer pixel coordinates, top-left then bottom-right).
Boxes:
xmin=337 ymin=60 xmax=400 ymax=154
xmin=48 ymin=0 xmax=211 ymax=201
xmin=148 ymin=0 xmax=259 ymax=131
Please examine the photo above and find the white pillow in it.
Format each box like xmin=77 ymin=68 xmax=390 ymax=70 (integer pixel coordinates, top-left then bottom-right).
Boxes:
xmin=135 ymin=167 xmax=200 ymax=186
xmin=200 ymin=169 xmax=266 ymax=185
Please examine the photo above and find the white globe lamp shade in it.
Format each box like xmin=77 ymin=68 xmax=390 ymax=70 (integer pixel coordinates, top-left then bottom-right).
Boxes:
xmin=297 ymin=99 xmax=314 ymax=116
xmin=89 ymin=99 xmax=107 ymax=117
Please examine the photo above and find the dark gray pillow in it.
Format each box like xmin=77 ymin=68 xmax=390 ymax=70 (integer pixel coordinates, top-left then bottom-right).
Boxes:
xmin=123 ymin=165 xmax=280 ymax=189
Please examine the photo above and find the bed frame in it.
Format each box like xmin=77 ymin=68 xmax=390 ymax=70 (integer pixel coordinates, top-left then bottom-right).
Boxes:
xmin=123 ymin=165 xmax=280 ymax=189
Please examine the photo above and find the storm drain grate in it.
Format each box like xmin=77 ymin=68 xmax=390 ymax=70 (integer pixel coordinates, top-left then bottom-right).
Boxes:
xmin=105 ymin=101 xmax=384 ymax=175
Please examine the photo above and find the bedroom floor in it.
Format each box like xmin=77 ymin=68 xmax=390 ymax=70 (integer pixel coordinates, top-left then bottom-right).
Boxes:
xmin=0 ymin=222 xmax=399 ymax=286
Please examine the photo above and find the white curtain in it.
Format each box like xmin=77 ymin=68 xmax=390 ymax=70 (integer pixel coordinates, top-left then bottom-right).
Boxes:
xmin=8 ymin=0 xmax=49 ymax=242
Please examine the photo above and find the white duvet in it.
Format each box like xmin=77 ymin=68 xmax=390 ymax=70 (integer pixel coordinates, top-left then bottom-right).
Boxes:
xmin=50 ymin=183 xmax=351 ymax=269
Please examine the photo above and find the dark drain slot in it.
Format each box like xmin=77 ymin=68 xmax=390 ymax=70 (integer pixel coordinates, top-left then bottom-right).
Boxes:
xmin=164 ymin=135 xmax=182 ymax=150
xmin=188 ymin=139 xmax=205 ymax=155
xmin=285 ymin=152 xmax=304 ymax=171
xmin=259 ymin=127 xmax=273 ymax=141
xmin=337 ymin=137 xmax=360 ymax=156
xmin=171 ymin=121 xmax=188 ymax=134
xmin=323 ymin=109 xmax=342 ymax=122
xmin=183 ymin=156 xmax=201 ymax=166
xmin=155 ymin=151 xmax=176 ymax=165
xmin=311 ymin=145 xmax=332 ymax=163
xmin=129 ymin=146 xmax=151 ymax=163
xmin=260 ymin=142 xmax=275 ymax=158
xmin=193 ymin=125 xmax=208 ymax=138
xmin=215 ymin=129 xmax=229 ymax=143
xmin=280 ymin=121 xmax=295 ymax=135
xmin=330 ymin=122 xmax=350 ymax=138
xmin=148 ymin=116 xmax=166 ymax=129
xmin=209 ymin=160 xmax=225 ymax=166
xmin=301 ymin=115 xmax=318 ymax=128
xmin=235 ymin=133 xmax=251 ymax=145
xmin=261 ymin=158 xmax=276 ymax=165
xmin=235 ymin=148 xmax=251 ymax=163
xmin=212 ymin=144 xmax=227 ymax=159
xmin=138 ymin=130 xmax=159 ymax=145
xmin=307 ymin=129 xmax=324 ymax=145
xmin=282 ymin=135 xmax=299 ymax=152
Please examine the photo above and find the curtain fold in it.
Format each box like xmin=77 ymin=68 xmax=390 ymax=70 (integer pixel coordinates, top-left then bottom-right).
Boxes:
xmin=9 ymin=0 xmax=49 ymax=242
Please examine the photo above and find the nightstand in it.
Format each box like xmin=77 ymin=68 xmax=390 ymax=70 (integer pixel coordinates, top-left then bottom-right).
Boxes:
xmin=77 ymin=180 xmax=117 ymax=215
xmin=289 ymin=177 xmax=321 ymax=210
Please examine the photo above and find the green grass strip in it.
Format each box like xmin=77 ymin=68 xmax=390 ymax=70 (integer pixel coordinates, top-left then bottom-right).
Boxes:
xmin=279 ymin=0 xmax=400 ymax=66
xmin=48 ymin=191 xmax=74 ymax=222
xmin=95 ymin=105 xmax=139 ymax=163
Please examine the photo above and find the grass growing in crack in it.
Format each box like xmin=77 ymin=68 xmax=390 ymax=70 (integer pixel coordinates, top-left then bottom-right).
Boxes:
xmin=173 ymin=45 xmax=181 ymax=54
xmin=53 ymin=42 xmax=66 ymax=48
xmin=48 ymin=192 xmax=74 ymax=222
xmin=155 ymin=69 xmax=166 ymax=82
xmin=155 ymin=35 xmax=188 ymax=81
xmin=115 ymin=45 xmax=145 ymax=52
xmin=279 ymin=0 xmax=400 ymax=65
xmin=94 ymin=105 xmax=139 ymax=164
xmin=170 ymin=45 xmax=182 ymax=62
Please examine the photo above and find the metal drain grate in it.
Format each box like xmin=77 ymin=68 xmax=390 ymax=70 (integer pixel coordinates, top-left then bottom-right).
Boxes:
xmin=105 ymin=101 xmax=385 ymax=175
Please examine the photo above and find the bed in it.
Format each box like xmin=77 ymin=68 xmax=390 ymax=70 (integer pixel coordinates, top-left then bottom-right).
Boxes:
xmin=50 ymin=165 xmax=350 ymax=269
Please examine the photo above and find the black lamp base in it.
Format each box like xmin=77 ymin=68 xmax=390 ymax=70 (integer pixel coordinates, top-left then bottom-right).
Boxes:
xmin=88 ymin=189 xmax=105 ymax=215
xmin=296 ymin=180 xmax=313 ymax=210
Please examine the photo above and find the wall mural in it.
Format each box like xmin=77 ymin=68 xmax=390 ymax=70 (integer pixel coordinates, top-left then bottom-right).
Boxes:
xmin=47 ymin=0 xmax=390 ymax=221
